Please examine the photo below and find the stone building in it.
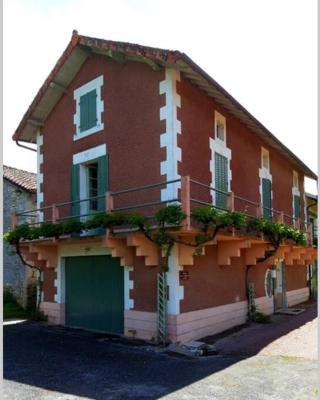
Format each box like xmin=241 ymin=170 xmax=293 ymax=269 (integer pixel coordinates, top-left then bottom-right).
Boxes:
xmin=3 ymin=165 xmax=37 ymax=306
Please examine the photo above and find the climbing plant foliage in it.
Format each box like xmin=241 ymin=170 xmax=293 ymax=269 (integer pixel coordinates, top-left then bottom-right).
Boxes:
xmin=4 ymin=204 xmax=307 ymax=249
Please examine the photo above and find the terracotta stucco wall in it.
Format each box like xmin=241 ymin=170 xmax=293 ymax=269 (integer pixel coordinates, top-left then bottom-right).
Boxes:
xmin=178 ymin=75 xmax=306 ymax=217
xmin=42 ymin=267 xmax=56 ymax=302
xmin=41 ymin=55 xmax=164 ymax=210
xmin=286 ymin=263 xmax=308 ymax=291
xmin=180 ymin=246 xmax=247 ymax=313
xmin=130 ymin=255 xmax=160 ymax=312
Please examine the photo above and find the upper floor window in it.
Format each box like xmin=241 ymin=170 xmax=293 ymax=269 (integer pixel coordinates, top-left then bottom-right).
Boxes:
xmin=87 ymin=162 xmax=99 ymax=211
xmin=293 ymin=171 xmax=299 ymax=189
xmin=210 ymin=111 xmax=231 ymax=209
xmin=71 ymin=144 xmax=108 ymax=220
xmin=292 ymin=171 xmax=301 ymax=219
xmin=214 ymin=111 xmax=226 ymax=143
xmin=261 ymin=148 xmax=270 ymax=171
xmin=73 ymin=75 xmax=104 ymax=141
xmin=259 ymin=147 xmax=272 ymax=219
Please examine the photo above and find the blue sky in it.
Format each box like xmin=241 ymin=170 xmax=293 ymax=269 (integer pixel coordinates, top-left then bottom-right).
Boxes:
xmin=3 ymin=0 xmax=317 ymax=193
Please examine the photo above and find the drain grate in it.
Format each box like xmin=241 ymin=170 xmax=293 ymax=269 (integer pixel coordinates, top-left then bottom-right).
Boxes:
xmin=275 ymin=308 xmax=305 ymax=315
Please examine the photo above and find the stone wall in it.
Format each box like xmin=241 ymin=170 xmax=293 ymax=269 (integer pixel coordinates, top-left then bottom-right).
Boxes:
xmin=3 ymin=180 xmax=36 ymax=306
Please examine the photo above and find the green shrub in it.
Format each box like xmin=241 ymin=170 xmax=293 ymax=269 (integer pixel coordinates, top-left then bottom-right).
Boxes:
xmin=155 ymin=205 xmax=185 ymax=226
xmin=219 ymin=211 xmax=247 ymax=229
xmin=3 ymin=290 xmax=27 ymax=319
xmin=28 ymin=309 xmax=48 ymax=322
xmin=38 ymin=222 xmax=63 ymax=238
xmin=125 ymin=213 xmax=148 ymax=228
xmin=191 ymin=207 xmax=219 ymax=227
xmin=253 ymin=311 xmax=271 ymax=324
xmin=61 ymin=219 xmax=84 ymax=234
xmin=4 ymin=302 xmax=27 ymax=319
xmin=3 ymin=288 xmax=17 ymax=305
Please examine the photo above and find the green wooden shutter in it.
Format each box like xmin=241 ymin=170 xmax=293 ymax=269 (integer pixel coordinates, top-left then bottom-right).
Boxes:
xmin=294 ymin=195 xmax=301 ymax=219
xmin=79 ymin=93 xmax=89 ymax=132
xmin=71 ymin=164 xmax=80 ymax=218
xmin=262 ymin=178 xmax=272 ymax=219
xmin=214 ymin=152 xmax=228 ymax=209
xmin=88 ymin=90 xmax=97 ymax=129
xmin=97 ymin=155 xmax=108 ymax=212
xmin=79 ymin=89 xmax=97 ymax=132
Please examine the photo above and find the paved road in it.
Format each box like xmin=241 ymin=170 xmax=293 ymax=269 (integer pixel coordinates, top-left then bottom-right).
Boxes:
xmin=211 ymin=301 xmax=317 ymax=360
xmin=4 ymin=317 xmax=318 ymax=400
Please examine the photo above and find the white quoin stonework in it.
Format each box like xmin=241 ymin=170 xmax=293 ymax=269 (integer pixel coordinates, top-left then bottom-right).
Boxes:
xmin=166 ymin=245 xmax=184 ymax=315
xmin=124 ymin=266 xmax=134 ymax=310
xmin=36 ymin=132 xmax=44 ymax=222
xmin=159 ymin=69 xmax=181 ymax=201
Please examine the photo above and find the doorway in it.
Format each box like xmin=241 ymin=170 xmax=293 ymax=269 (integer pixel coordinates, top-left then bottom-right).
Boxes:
xmin=274 ymin=261 xmax=287 ymax=310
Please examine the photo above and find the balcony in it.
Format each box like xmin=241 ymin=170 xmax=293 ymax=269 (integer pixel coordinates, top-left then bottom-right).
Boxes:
xmin=11 ymin=176 xmax=316 ymax=269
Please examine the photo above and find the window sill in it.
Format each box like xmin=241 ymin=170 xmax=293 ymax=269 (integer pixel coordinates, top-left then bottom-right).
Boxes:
xmin=73 ymin=124 xmax=104 ymax=141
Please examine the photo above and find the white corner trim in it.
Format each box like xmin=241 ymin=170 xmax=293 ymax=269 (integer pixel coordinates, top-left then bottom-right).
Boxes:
xmin=159 ymin=68 xmax=181 ymax=201
xmin=124 ymin=266 xmax=134 ymax=310
xmin=54 ymin=258 xmax=65 ymax=304
xmin=73 ymin=75 xmax=104 ymax=141
xmin=73 ymin=144 xmax=106 ymax=165
xmin=38 ymin=270 xmax=44 ymax=302
xmin=36 ymin=132 xmax=44 ymax=222
xmin=209 ymin=135 xmax=232 ymax=205
xmin=166 ymin=245 xmax=184 ymax=315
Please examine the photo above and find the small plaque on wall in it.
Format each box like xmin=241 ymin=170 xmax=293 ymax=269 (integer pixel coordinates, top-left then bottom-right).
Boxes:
xmin=179 ymin=270 xmax=189 ymax=281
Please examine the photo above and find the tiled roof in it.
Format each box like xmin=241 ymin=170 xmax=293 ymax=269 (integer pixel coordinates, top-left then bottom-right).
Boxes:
xmin=3 ymin=165 xmax=36 ymax=193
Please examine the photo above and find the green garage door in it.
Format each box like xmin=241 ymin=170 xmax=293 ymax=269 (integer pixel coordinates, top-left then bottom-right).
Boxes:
xmin=65 ymin=255 xmax=124 ymax=334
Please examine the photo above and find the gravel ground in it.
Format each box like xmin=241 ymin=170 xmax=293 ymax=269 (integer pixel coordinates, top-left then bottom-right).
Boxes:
xmin=210 ymin=302 xmax=317 ymax=360
xmin=3 ymin=303 xmax=318 ymax=400
xmin=259 ymin=317 xmax=317 ymax=359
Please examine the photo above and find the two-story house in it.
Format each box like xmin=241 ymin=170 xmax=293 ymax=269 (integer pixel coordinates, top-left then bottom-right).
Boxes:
xmin=11 ymin=31 xmax=317 ymax=343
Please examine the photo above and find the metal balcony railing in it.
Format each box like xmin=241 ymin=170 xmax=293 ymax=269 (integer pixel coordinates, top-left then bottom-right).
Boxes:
xmin=11 ymin=176 xmax=313 ymax=245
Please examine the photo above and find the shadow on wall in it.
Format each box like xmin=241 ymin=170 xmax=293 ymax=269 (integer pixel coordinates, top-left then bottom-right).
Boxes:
xmin=3 ymin=302 xmax=316 ymax=400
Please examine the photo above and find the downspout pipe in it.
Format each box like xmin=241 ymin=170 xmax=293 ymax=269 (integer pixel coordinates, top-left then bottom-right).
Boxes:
xmin=15 ymin=140 xmax=37 ymax=152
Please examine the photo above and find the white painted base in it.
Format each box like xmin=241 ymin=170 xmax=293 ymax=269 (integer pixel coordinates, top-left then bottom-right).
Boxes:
xmin=124 ymin=310 xmax=157 ymax=341
xmin=124 ymin=295 xmax=274 ymax=343
xmin=40 ymin=302 xmax=65 ymax=325
xmin=255 ymin=295 xmax=274 ymax=315
xmin=286 ymin=287 xmax=309 ymax=307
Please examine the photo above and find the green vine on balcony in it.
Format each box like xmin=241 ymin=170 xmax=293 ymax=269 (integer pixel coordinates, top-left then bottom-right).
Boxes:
xmin=4 ymin=205 xmax=307 ymax=251
xmin=4 ymin=204 xmax=307 ymax=273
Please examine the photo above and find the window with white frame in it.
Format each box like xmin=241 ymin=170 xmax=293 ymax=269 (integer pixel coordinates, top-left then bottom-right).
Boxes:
xmin=73 ymin=75 xmax=104 ymax=141
xmin=215 ymin=111 xmax=226 ymax=143
xmin=210 ymin=111 xmax=231 ymax=209
xmin=262 ymin=150 xmax=269 ymax=170
xmin=292 ymin=171 xmax=301 ymax=219
xmin=259 ymin=148 xmax=272 ymax=219
xmin=71 ymin=144 xmax=107 ymax=219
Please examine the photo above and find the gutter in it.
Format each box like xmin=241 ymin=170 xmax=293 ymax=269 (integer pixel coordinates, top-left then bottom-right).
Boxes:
xmin=16 ymin=140 xmax=37 ymax=152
